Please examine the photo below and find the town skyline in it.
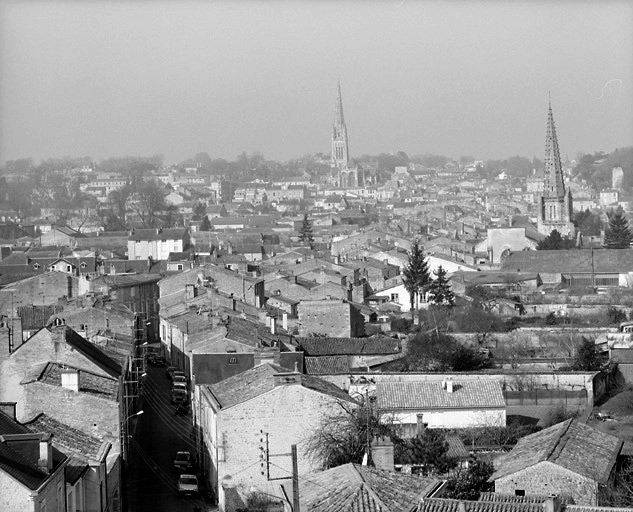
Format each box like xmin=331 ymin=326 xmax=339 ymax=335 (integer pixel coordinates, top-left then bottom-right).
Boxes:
xmin=1 ymin=1 xmax=632 ymax=166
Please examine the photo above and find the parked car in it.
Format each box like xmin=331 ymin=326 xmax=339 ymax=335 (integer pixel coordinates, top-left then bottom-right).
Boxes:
xmin=148 ymin=355 xmax=168 ymax=367
xmin=172 ymin=375 xmax=187 ymax=388
xmin=166 ymin=367 xmax=178 ymax=379
xmin=177 ymin=474 xmax=198 ymax=495
xmin=173 ymin=451 xmax=192 ymax=471
xmin=171 ymin=388 xmax=188 ymax=404
xmin=172 ymin=382 xmax=187 ymax=394
xmin=175 ymin=401 xmax=190 ymax=416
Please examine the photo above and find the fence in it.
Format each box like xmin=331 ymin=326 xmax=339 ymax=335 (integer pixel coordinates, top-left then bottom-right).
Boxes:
xmin=503 ymin=389 xmax=587 ymax=406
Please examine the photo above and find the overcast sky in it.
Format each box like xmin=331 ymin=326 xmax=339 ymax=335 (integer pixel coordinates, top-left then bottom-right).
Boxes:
xmin=1 ymin=0 xmax=632 ymax=166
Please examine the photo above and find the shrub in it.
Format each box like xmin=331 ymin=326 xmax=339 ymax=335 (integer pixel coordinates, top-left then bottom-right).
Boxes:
xmin=608 ymin=306 xmax=627 ymax=325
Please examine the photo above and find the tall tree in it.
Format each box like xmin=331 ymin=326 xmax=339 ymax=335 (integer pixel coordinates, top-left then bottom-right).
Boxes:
xmin=428 ymin=266 xmax=455 ymax=306
xmin=395 ymin=429 xmax=456 ymax=475
xmin=604 ymin=210 xmax=633 ymax=249
xmin=402 ymin=240 xmax=431 ymax=321
xmin=537 ymin=229 xmax=575 ymax=250
xmin=443 ymin=460 xmax=495 ymax=500
xmin=199 ymin=215 xmax=211 ymax=231
xmin=298 ymin=213 xmax=314 ymax=246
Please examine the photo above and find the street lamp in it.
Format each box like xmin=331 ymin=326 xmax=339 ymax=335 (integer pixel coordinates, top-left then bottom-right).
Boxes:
xmin=122 ymin=410 xmax=144 ymax=462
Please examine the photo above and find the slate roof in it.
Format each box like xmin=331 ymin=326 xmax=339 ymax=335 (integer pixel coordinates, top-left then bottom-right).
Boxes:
xmin=502 ymin=249 xmax=633 ymax=274
xmin=305 ymin=356 xmax=350 ymax=375
xmin=33 ymin=363 xmax=119 ymax=401
xmin=56 ymin=326 xmax=122 ymax=378
xmin=377 ymin=380 xmax=505 ymax=411
xmin=490 ymin=419 xmax=623 ymax=484
xmin=297 ymin=336 xmax=401 ymax=356
xmin=24 ymin=413 xmax=107 ymax=462
xmin=298 ymin=463 xmax=439 ymax=512
xmin=208 ymin=363 xmax=355 ymax=409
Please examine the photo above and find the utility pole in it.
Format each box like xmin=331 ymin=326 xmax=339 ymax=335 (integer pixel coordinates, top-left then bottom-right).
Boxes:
xmin=291 ymin=444 xmax=300 ymax=512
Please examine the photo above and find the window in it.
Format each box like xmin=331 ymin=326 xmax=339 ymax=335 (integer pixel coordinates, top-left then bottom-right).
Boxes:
xmin=66 ymin=265 xmax=71 ymax=272
xmin=177 ymin=264 xmax=183 ymax=271
xmin=229 ymin=357 xmax=237 ymax=364
xmin=390 ymin=293 xmax=399 ymax=303
xmin=80 ymin=262 xmax=87 ymax=269
xmin=34 ymin=263 xmax=40 ymax=269
xmin=515 ymin=490 xmax=525 ymax=497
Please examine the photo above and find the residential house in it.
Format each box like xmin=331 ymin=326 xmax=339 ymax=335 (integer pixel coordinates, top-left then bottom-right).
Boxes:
xmin=197 ymin=363 xmax=357 ymax=509
xmin=502 ymin=249 xmax=633 ymax=287
xmin=377 ymin=379 xmax=506 ymax=436
xmin=127 ymin=228 xmax=190 ymax=261
xmin=38 ymin=226 xmax=85 ymax=247
xmin=0 ymin=408 xmax=69 ymax=512
xmin=491 ymin=419 xmax=623 ymax=505
xmin=297 ymin=299 xmax=365 ymax=337
xmin=299 ymin=334 xmax=402 ymax=375
xmin=24 ymin=411 xmax=112 ymax=512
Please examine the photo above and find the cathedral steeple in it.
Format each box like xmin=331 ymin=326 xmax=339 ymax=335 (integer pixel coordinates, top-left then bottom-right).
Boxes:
xmin=331 ymin=81 xmax=349 ymax=171
xmin=543 ymin=99 xmax=566 ymax=199
xmin=537 ymin=98 xmax=574 ymax=238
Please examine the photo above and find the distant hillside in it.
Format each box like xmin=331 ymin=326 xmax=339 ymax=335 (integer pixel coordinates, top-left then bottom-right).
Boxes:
xmin=573 ymin=147 xmax=633 ymax=192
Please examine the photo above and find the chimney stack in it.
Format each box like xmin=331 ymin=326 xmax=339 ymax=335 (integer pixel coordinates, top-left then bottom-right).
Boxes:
xmin=416 ymin=413 xmax=426 ymax=436
xmin=61 ymin=369 xmax=80 ymax=392
xmin=270 ymin=316 xmax=276 ymax=335
xmin=282 ymin=312 xmax=288 ymax=331
xmin=38 ymin=433 xmax=54 ymax=473
xmin=371 ymin=436 xmax=394 ymax=471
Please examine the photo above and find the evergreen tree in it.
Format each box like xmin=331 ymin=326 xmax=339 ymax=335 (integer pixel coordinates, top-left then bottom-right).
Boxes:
xmin=604 ymin=211 xmax=633 ymax=249
xmin=537 ymin=229 xmax=575 ymax=250
xmin=443 ymin=460 xmax=495 ymax=500
xmin=402 ymin=240 xmax=431 ymax=321
xmin=298 ymin=213 xmax=314 ymax=246
xmin=199 ymin=215 xmax=211 ymax=231
xmin=428 ymin=265 xmax=455 ymax=306
xmin=394 ymin=429 xmax=457 ymax=475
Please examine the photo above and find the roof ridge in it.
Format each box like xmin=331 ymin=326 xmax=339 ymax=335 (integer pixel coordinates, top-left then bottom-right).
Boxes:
xmin=543 ymin=418 xmax=574 ymax=463
xmin=352 ymin=465 xmax=396 ymax=512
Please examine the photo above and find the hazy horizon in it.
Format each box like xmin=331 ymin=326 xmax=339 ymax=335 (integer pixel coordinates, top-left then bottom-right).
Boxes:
xmin=1 ymin=1 xmax=632 ymax=167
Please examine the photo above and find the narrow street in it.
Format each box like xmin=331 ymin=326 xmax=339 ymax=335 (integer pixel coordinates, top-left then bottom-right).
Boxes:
xmin=127 ymin=364 xmax=211 ymax=512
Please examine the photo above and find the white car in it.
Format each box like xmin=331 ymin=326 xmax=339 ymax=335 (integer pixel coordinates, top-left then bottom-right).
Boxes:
xmin=178 ymin=474 xmax=198 ymax=495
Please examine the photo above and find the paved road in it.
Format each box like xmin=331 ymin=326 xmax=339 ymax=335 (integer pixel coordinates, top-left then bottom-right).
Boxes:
xmin=127 ymin=365 xmax=209 ymax=512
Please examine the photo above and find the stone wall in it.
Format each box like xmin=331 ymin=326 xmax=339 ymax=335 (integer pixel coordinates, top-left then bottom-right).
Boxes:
xmin=495 ymin=461 xmax=598 ymax=506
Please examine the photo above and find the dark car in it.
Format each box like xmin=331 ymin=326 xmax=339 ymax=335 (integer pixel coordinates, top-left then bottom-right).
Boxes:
xmin=171 ymin=388 xmax=188 ymax=404
xmin=175 ymin=402 xmax=190 ymax=416
xmin=173 ymin=451 xmax=192 ymax=471
xmin=148 ymin=355 xmax=168 ymax=367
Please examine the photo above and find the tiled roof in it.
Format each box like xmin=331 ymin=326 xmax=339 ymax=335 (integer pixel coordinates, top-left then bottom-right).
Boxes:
xmin=208 ymin=363 xmax=354 ymax=409
xmin=297 ymin=336 xmax=401 ymax=356
xmin=18 ymin=305 xmax=64 ymax=330
xmin=36 ymin=363 xmax=119 ymax=401
xmin=377 ymin=381 xmax=505 ymax=410
xmin=65 ymin=458 xmax=89 ymax=485
xmin=0 ymin=412 xmax=68 ymax=490
xmin=445 ymin=435 xmax=470 ymax=459
xmin=491 ymin=419 xmax=623 ymax=484
xmin=299 ymin=463 xmax=439 ymax=512
xmin=305 ymin=356 xmax=350 ymax=375
xmin=24 ymin=413 xmax=106 ymax=462
xmin=420 ymin=498 xmax=543 ymax=512
xmin=502 ymin=249 xmax=633 ymax=274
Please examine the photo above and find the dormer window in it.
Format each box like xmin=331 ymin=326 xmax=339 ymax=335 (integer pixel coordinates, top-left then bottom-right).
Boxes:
xmin=33 ymin=263 xmax=40 ymax=269
xmin=80 ymin=262 xmax=87 ymax=269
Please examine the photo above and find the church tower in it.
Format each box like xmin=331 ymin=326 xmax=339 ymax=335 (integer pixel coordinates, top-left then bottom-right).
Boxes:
xmin=537 ymin=99 xmax=574 ymax=238
xmin=330 ymin=82 xmax=359 ymax=188
xmin=331 ymin=81 xmax=349 ymax=170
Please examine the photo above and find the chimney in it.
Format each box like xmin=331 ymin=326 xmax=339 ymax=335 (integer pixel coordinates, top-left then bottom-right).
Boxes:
xmin=61 ymin=368 xmax=80 ymax=392
xmin=543 ymin=496 xmax=561 ymax=512
xmin=371 ymin=436 xmax=394 ymax=471
xmin=147 ymin=255 xmax=153 ymax=270
xmin=443 ymin=378 xmax=455 ymax=393
xmin=282 ymin=312 xmax=288 ymax=331
xmin=416 ymin=413 xmax=426 ymax=436
xmin=38 ymin=433 xmax=54 ymax=473
xmin=270 ymin=316 xmax=276 ymax=335
xmin=0 ymin=402 xmax=17 ymax=421
xmin=265 ymin=315 xmax=271 ymax=328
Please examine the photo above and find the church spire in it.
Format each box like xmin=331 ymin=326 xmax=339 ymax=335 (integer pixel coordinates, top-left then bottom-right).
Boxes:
xmin=543 ymin=99 xmax=565 ymax=198
xmin=335 ymin=80 xmax=345 ymax=126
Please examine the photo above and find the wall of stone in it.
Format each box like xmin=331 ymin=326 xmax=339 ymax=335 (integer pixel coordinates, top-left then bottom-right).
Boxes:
xmin=495 ymin=461 xmax=598 ymax=506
